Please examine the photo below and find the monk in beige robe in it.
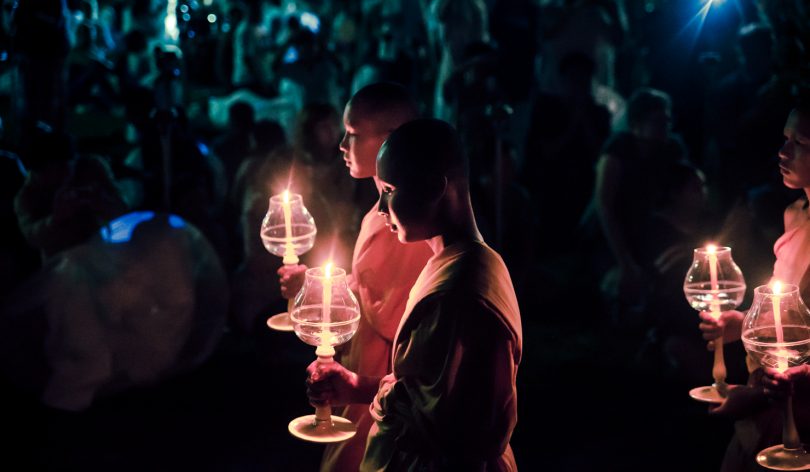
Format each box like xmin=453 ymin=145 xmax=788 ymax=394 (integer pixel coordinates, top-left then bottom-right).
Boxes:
xmin=279 ymin=83 xmax=432 ymax=471
xmin=306 ymin=119 xmax=522 ymax=470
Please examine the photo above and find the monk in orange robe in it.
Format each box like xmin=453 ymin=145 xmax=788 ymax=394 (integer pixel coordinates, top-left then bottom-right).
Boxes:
xmin=279 ymin=83 xmax=433 ymax=471
xmin=307 ymin=119 xmax=522 ymax=470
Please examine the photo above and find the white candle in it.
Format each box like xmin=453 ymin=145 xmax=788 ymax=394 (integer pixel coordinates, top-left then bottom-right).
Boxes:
xmin=321 ymin=262 xmax=333 ymax=346
xmin=772 ymin=281 xmax=788 ymax=372
xmin=281 ymin=190 xmax=297 ymax=264
xmin=707 ymin=245 xmax=721 ymax=319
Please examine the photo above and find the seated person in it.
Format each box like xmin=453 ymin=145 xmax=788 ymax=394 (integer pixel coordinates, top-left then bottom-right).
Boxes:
xmin=306 ymin=118 xmax=522 ymax=470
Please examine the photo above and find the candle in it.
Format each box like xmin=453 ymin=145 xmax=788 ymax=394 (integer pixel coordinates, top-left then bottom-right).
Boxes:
xmin=707 ymin=245 xmax=720 ymax=319
xmin=772 ymin=281 xmax=788 ymax=372
xmin=321 ymin=262 xmax=333 ymax=346
xmin=281 ymin=190 xmax=297 ymax=264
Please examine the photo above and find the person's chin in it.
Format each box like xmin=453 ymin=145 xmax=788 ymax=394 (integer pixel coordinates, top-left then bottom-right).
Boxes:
xmin=349 ymin=166 xmax=373 ymax=179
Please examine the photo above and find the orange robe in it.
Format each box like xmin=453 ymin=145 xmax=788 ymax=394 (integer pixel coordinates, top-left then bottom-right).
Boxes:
xmin=320 ymin=203 xmax=433 ymax=472
xmin=362 ymin=241 xmax=522 ymax=471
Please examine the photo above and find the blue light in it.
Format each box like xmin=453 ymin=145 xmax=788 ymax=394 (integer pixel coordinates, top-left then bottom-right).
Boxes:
xmin=168 ymin=215 xmax=186 ymax=228
xmin=100 ymin=211 xmax=155 ymax=243
xmin=283 ymin=46 xmax=299 ymax=64
xmin=300 ymin=12 xmax=320 ymax=33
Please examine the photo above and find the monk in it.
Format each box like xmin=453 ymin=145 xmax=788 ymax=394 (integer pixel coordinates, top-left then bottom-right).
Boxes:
xmin=278 ymin=83 xmax=433 ymax=471
xmin=307 ymin=118 xmax=522 ymax=470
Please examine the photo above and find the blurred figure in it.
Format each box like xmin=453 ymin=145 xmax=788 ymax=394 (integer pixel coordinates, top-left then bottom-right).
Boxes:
xmin=9 ymin=0 xmax=71 ymax=133
xmin=589 ymin=88 xmax=689 ymax=321
xmin=705 ymin=22 xmax=794 ymax=212
xmin=524 ymin=52 xmax=612 ymax=253
xmin=212 ymin=100 xmax=256 ymax=190
xmin=0 ymin=210 xmax=228 ymax=411
xmin=428 ymin=0 xmax=489 ymax=121
xmin=14 ymin=127 xmax=128 ymax=261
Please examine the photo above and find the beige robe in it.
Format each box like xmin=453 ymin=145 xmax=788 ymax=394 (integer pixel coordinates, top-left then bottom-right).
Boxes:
xmin=362 ymin=241 xmax=522 ymax=471
xmin=320 ymin=203 xmax=433 ymax=472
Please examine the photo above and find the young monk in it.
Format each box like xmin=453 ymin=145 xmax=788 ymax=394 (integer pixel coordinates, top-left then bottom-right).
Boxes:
xmin=700 ymin=103 xmax=810 ymax=471
xmin=278 ymin=83 xmax=433 ymax=471
xmin=307 ymin=118 xmax=522 ymax=470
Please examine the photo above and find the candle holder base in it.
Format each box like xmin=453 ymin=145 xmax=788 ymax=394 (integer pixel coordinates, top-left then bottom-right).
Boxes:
xmin=688 ymin=383 xmax=737 ymax=404
xmin=756 ymin=444 xmax=810 ymax=470
xmin=288 ymin=414 xmax=357 ymax=443
xmin=267 ymin=312 xmax=294 ymax=331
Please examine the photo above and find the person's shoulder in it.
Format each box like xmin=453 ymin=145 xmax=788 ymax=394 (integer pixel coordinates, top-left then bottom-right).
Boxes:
xmin=603 ymin=131 xmax=635 ymax=156
xmin=783 ymin=197 xmax=809 ymax=229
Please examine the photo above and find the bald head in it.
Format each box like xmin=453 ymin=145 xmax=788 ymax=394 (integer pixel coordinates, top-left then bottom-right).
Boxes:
xmin=341 ymin=82 xmax=419 ymax=179
xmin=377 ymin=118 xmax=468 ymax=188
xmin=347 ymin=82 xmax=419 ymax=134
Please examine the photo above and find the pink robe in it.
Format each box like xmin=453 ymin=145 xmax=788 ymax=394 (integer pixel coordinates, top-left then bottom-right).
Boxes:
xmin=723 ymin=199 xmax=810 ymax=472
xmin=362 ymin=241 xmax=522 ymax=471
xmin=320 ymin=203 xmax=433 ymax=472
xmin=772 ymin=198 xmax=810 ymax=299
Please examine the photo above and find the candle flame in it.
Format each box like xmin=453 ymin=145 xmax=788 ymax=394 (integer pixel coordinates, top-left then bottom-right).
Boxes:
xmin=324 ymin=262 xmax=333 ymax=278
xmin=706 ymin=244 xmax=717 ymax=254
xmin=282 ymin=190 xmax=290 ymax=203
xmin=773 ymin=280 xmax=783 ymax=294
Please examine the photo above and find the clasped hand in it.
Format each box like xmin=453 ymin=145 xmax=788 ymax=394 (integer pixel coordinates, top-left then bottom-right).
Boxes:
xmin=306 ymin=360 xmax=360 ymax=408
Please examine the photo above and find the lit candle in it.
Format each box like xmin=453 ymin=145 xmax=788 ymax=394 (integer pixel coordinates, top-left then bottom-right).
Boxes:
xmin=707 ymin=244 xmax=720 ymax=319
xmin=281 ymin=190 xmax=298 ymax=264
xmin=772 ymin=281 xmax=788 ymax=372
xmin=321 ymin=262 xmax=333 ymax=346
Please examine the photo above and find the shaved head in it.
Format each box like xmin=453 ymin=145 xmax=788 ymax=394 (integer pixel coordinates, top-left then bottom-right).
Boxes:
xmin=377 ymin=118 xmax=468 ymax=188
xmin=347 ymin=82 xmax=419 ymax=134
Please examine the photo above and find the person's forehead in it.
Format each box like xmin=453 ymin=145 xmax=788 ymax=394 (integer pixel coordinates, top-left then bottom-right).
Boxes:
xmin=378 ymin=146 xmax=420 ymax=185
xmin=788 ymin=110 xmax=810 ymax=138
xmin=344 ymin=105 xmax=385 ymax=134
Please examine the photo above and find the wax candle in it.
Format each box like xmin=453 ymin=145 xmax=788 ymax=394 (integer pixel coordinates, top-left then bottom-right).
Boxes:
xmin=282 ymin=190 xmax=297 ymax=264
xmin=321 ymin=262 xmax=333 ymax=346
xmin=772 ymin=281 xmax=788 ymax=372
xmin=707 ymin=245 xmax=721 ymax=319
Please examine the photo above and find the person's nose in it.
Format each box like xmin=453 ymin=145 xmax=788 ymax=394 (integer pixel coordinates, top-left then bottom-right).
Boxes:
xmin=779 ymin=140 xmax=792 ymax=161
xmin=377 ymin=192 xmax=389 ymax=216
xmin=339 ymin=133 xmax=349 ymax=153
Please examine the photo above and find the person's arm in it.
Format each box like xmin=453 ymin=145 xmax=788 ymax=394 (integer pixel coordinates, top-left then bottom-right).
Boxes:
xmin=594 ymin=154 xmax=644 ymax=301
xmin=595 ymin=153 xmax=634 ymax=270
xmin=380 ymin=297 xmax=519 ymax=466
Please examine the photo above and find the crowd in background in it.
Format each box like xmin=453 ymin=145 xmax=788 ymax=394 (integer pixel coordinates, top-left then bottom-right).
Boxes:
xmin=1 ymin=0 xmax=810 ymax=470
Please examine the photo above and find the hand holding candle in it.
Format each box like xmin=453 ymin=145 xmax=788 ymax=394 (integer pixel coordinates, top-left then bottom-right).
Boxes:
xmin=260 ymin=190 xmax=317 ymax=331
xmin=288 ymin=263 xmax=361 ymax=443
xmin=741 ymin=282 xmax=810 ymax=468
xmin=683 ymin=244 xmax=746 ymax=403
